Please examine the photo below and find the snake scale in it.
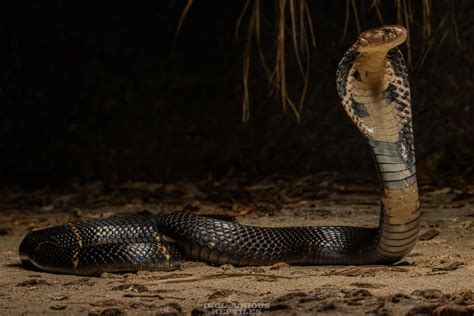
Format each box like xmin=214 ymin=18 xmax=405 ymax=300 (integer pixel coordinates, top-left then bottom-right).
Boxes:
xmin=19 ymin=25 xmax=419 ymax=276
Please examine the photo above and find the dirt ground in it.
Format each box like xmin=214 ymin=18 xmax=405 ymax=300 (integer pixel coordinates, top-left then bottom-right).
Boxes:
xmin=0 ymin=173 xmax=473 ymax=315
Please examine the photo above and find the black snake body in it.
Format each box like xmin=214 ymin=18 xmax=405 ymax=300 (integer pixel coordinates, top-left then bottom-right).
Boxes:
xmin=19 ymin=25 xmax=420 ymax=276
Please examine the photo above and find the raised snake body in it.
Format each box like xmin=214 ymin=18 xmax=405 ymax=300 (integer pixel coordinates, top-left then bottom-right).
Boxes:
xmin=19 ymin=25 xmax=420 ymax=275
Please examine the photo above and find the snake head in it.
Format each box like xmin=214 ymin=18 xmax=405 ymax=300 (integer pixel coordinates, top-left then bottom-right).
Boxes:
xmin=355 ymin=25 xmax=407 ymax=52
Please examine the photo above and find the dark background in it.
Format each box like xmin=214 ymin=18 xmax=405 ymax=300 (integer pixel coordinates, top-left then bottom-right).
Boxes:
xmin=1 ymin=2 xmax=473 ymax=187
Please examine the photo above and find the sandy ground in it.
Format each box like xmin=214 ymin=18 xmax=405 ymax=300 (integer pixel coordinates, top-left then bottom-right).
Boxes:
xmin=0 ymin=174 xmax=473 ymax=315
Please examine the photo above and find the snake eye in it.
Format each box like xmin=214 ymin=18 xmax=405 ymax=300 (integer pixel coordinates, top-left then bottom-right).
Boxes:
xmin=383 ymin=28 xmax=390 ymax=35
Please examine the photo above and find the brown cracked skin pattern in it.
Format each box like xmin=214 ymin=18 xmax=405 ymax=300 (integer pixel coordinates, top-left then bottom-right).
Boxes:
xmin=19 ymin=25 xmax=420 ymax=275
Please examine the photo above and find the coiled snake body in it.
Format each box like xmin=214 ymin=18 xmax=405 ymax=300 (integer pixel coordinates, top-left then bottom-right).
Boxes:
xmin=19 ymin=25 xmax=420 ymax=276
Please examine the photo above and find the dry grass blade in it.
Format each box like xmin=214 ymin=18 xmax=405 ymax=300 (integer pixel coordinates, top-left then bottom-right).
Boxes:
xmin=289 ymin=0 xmax=305 ymax=78
xmin=241 ymin=2 xmax=254 ymax=123
xmin=239 ymin=0 xmax=275 ymax=122
xmin=299 ymin=0 xmax=307 ymax=50
xmin=422 ymin=0 xmax=432 ymax=40
xmin=396 ymin=0 xmax=402 ymax=24
xmin=303 ymin=2 xmax=316 ymax=48
xmin=340 ymin=0 xmax=362 ymax=42
xmin=402 ymin=0 xmax=413 ymax=67
xmin=449 ymin=0 xmax=461 ymax=47
xmin=340 ymin=0 xmax=351 ymax=43
xmin=176 ymin=0 xmax=194 ymax=34
xmin=276 ymin=0 xmax=287 ymax=114
xmin=235 ymin=0 xmax=251 ymax=38
xmin=418 ymin=11 xmax=450 ymax=69
xmin=254 ymin=1 xmax=277 ymax=88
xmin=350 ymin=0 xmax=361 ymax=36
xmin=276 ymin=0 xmax=301 ymax=122
xmin=297 ymin=1 xmax=314 ymax=111
xmin=370 ymin=0 xmax=384 ymax=25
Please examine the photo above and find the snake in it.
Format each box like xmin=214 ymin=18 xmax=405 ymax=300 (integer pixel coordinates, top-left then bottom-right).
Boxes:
xmin=19 ymin=25 xmax=419 ymax=276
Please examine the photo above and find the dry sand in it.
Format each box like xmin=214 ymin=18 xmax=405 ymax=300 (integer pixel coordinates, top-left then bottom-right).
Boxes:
xmin=0 ymin=175 xmax=473 ymax=315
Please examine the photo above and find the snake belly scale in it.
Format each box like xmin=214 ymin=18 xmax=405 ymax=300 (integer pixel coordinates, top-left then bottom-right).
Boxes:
xmin=19 ymin=25 xmax=420 ymax=276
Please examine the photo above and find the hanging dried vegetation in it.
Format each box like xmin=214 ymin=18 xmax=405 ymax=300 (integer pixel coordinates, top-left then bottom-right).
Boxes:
xmin=177 ymin=0 xmax=460 ymax=122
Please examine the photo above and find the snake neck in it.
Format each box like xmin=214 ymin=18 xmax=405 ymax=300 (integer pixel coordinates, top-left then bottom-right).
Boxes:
xmin=354 ymin=50 xmax=388 ymax=85
xmin=348 ymin=48 xmax=420 ymax=261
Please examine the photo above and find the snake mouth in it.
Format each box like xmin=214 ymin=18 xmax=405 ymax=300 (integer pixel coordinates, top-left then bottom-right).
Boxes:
xmin=356 ymin=25 xmax=407 ymax=52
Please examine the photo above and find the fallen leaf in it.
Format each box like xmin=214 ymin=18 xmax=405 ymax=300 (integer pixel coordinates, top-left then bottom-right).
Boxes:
xmin=419 ymin=228 xmax=440 ymax=241
xmin=432 ymin=261 xmax=463 ymax=272
xmin=16 ymin=279 xmax=51 ymax=287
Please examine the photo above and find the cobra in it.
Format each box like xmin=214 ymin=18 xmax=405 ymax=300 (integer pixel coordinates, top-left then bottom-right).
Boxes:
xmin=19 ymin=25 xmax=419 ymax=276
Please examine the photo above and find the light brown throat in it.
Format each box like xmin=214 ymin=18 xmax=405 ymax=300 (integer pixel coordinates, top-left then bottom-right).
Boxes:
xmin=355 ymin=50 xmax=388 ymax=85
